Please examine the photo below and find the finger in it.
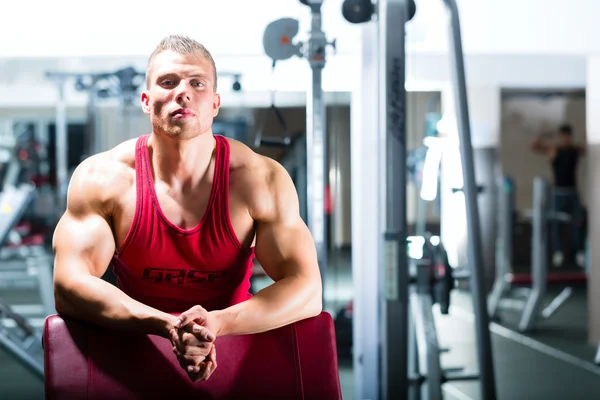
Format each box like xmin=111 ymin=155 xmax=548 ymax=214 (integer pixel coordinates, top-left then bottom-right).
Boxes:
xmin=192 ymin=346 xmax=217 ymax=381
xmin=173 ymin=330 xmax=187 ymax=353
xmin=175 ymin=306 xmax=207 ymax=328
xmin=187 ymin=365 xmax=201 ymax=374
xmin=169 ymin=330 xmax=183 ymax=354
xmin=200 ymin=359 xmax=217 ymax=381
xmin=181 ymin=332 xmax=213 ymax=348
xmin=188 ymin=323 xmax=216 ymax=342
xmin=182 ymin=344 xmax=211 ymax=357
xmin=188 ymin=363 xmax=208 ymax=382
xmin=182 ymin=345 xmax=215 ymax=366
xmin=178 ymin=354 xmax=201 ymax=370
xmin=170 ymin=329 xmax=183 ymax=347
xmin=209 ymin=344 xmax=217 ymax=367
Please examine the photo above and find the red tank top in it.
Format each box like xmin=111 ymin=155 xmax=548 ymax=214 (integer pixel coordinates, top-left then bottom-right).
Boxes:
xmin=110 ymin=134 xmax=254 ymax=313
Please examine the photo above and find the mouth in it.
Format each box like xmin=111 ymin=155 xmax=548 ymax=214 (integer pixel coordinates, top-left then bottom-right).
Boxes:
xmin=171 ymin=108 xmax=195 ymax=119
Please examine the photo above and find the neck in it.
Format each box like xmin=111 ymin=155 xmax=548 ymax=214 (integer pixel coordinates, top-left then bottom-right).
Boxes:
xmin=148 ymin=131 xmax=216 ymax=187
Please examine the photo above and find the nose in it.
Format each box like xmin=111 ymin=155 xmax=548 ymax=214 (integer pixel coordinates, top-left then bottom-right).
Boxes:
xmin=174 ymin=81 xmax=191 ymax=104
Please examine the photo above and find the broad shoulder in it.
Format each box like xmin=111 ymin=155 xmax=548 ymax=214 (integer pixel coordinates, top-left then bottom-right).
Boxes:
xmin=67 ymin=138 xmax=138 ymax=213
xmin=225 ymin=137 xmax=297 ymax=220
xmin=226 ymin=136 xmax=289 ymax=187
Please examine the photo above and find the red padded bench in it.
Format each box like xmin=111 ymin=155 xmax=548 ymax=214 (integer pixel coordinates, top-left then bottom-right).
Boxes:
xmin=43 ymin=312 xmax=342 ymax=400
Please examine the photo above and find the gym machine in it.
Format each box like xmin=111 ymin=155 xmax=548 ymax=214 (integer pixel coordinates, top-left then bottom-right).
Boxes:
xmin=488 ymin=175 xmax=516 ymax=316
xmin=0 ymin=125 xmax=21 ymax=190
xmin=348 ymin=0 xmax=497 ymax=399
xmin=0 ymin=183 xmax=53 ymax=310
xmin=489 ymin=176 xmax=585 ymax=332
xmin=262 ymin=1 xmax=336 ymax=298
xmin=0 ymin=183 xmax=48 ymax=380
xmin=45 ymin=67 xmax=146 ymax=213
xmin=407 ymin=234 xmax=477 ymax=399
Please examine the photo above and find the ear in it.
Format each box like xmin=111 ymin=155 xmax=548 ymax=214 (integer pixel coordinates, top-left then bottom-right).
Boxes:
xmin=141 ymin=91 xmax=151 ymax=115
xmin=213 ymin=93 xmax=221 ymax=118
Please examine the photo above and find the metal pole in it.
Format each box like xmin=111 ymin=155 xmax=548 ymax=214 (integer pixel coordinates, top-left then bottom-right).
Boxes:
xmin=380 ymin=1 xmax=409 ymax=398
xmin=0 ymin=331 xmax=44 ymax=379
xmin=87 ymin=83 xmax=100 ymax=157
xmin=416 ymin=163 xmax=427 ymax=237
xmin=351 ymin=21 xmax=381 ymax=400
xmin=54 ymin=79 xmax=68 ymax=213
xmin=306 ymin=0 xmax=328 ymax=299
xmin=442 ymin=0 xmax=497 ymax=399
xmin=489 ymin=176 xmax=513 ymax=317
xmin=519 ymin=177 xmax=549 ymax=331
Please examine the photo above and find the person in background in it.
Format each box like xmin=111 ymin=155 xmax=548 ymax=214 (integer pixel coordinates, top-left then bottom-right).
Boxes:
xmin=530 ymin=123 xmax=586 ymax=268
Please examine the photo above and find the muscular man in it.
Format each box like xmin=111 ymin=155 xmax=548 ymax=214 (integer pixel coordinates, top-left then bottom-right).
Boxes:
xmin=52 ymin=34 xmax=322 ymax=381
xmin=530 ymin=123 xmax=586 ymax=267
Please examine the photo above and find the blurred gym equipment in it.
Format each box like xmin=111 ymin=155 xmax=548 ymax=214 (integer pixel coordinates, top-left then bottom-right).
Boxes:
xmin=347 ymin=0 xmax=497 ymax=398
xmin=262 ymin=0 xmax=337 ymax=300
xmin=0 ymin=183 xmax=49 ymax=380
xmin=45 ymin=67 xmax=145 ymax=212
xmin=489 ymin=176 xmax=587 ymax=332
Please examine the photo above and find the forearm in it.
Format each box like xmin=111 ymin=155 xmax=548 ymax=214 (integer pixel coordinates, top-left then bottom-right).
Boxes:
xmin=530 ymin=136 xmax=544 ymax=150
xmin=55 ymin=275 xmax=178 ymax=338
xmin=213 ymin=275 xmax=322 ymax=336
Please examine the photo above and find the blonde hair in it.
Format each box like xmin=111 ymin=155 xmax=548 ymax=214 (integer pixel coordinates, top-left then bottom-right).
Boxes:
xmin=146 ymin=34 xmax=217 ymax=92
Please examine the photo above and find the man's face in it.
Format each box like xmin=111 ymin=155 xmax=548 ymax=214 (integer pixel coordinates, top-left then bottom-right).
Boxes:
xmin=141 ymin=50 xmax=220 ymax=140
xmin=559 ymin=132 xmax=572 ymax=145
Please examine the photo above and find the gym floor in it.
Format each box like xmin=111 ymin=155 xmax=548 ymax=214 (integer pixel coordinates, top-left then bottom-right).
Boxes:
xmin=2 ymin=250 xmax=600 ymax=400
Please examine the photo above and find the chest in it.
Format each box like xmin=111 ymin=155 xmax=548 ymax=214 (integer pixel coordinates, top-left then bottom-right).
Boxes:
xmin=111 ymin=180 xmax=255 ymax=252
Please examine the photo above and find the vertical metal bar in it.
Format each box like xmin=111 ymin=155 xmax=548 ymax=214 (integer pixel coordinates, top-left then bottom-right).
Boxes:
xmin=594 ymin=344 xmax=600 ymax=365
xmin=411 ymin=290 xmax=443 ymax=400
xmin=504 ymin=177 xmax=514 ymax=277
xmin=519 ymin=177 xmax=548 ymax=331
xmin=442 ymin=1 xmax=497 ymax=399
xmin=416 ymin=159 xmax=427 ymax=237
xmin=489 ymin=176 xmax=512 ymax=317
xmin=351 ymin=21 xmax=381 ymax=400
xmin=307 ymin=0 xmax=328 ymax=299
xmin=87 ymin=84 xmax=100 ymax=157
xmin=380 ymin=0 xmax=409 ymax=398
xmin=416 ymin=199 xmax=427 ymax=237
xmin=28 ymin=255 xmax=56 ymax=317
xmin=55 ymin=79 xmax=68 ymax=213
xmin=408 ymin=299 xmax=421 ymax=400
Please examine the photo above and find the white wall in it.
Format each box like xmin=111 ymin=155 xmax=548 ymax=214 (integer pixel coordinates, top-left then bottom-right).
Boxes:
xmin=3 ymin=0 xmax=600 ymax=58
xmin=407 ymin=0 xmax=600 ymax=56
xmin=0 ymin=0 xmax=593 ymax=110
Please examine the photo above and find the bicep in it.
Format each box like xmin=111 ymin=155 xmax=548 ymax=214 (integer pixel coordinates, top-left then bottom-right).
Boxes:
xmin=254 ymin=217 xmax=319 ymax=282
xmin=53 ymin=212 xmax=116 ymax=285
xmin=252 ymin=160 xmax=320 ymax=282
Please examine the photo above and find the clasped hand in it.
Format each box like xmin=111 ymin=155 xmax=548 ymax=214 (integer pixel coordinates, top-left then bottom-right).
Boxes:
xmin=169 ymin=305 xmax=219 ymax=382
